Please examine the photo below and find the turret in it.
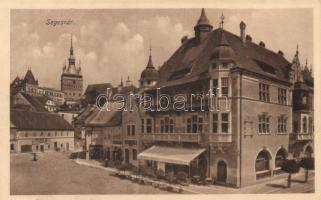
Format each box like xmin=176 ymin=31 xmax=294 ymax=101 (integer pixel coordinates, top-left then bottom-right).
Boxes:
xmin=140 ymin=46 xmax=159 ymax=88
xmin=194 ymin=8 xmax=213 ymax=43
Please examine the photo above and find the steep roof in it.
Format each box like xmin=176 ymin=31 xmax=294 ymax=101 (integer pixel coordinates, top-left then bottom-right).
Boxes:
xmin=195 ymin=8 xmax=212 ymax=28
xmin=11 ymin=109 xmax=74 ymax=130
xmin=19 ymin=93 xmax=48 ymax=112
xmin=84 ymin=83 xmax=113 ymax=96
xmin=85 ymin=109 xmax=122 ymax=127
xmin=23 ymin=70 xmax=38 ymax=85
xmin=155 ymin=28 xmax=291 ymax=88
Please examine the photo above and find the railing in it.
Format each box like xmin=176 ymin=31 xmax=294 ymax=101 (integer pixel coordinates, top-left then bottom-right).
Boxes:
xmin=141 ymin=132 xmax=233 ymax=143
xmin=209 ymin=133 xmax=232 ymax=143
xmin=296 ymin=133 xmax=313 ymax=141
xmin=141 ymin=133 xmax=201 ymax=143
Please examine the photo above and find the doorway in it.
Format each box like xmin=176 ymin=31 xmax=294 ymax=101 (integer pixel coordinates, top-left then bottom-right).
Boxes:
xmin=40 ymin=145 xmax=44 ymax=152
xmin=125 ymin=149 xmax=129 ymax=163
xmin=217 ymin=160 xmax=227 ymax=183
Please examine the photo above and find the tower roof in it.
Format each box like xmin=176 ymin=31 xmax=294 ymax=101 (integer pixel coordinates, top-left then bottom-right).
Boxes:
xmin=70 ymin=34 xmax=74 ymax=56
xmin=140 ymin=47 xmax=159 ymax=83
xmin=195 ymin=8 xmax=212 ymax=28
xmin=146 ymin=46 xmax=155 ymax=69
xmin=24 ymin=69 xmax=38 ymax=85
xmin=211 ymin=30 xmax=235 ymax=60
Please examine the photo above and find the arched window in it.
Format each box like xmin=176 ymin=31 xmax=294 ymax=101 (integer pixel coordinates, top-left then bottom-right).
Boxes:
xmin=275 ymin=148 xmax=287 ymax=168
xmin=255 ymin=150 xmax=270 ymax=172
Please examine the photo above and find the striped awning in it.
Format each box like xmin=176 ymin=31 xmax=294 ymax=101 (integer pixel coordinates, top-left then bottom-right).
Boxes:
xmin=138 ymin=145 xmax=206 ymax=166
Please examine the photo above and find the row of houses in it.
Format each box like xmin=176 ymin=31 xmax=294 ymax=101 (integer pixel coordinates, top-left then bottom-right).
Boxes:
xmin=78 ymin=9 xmax=314 ymax=187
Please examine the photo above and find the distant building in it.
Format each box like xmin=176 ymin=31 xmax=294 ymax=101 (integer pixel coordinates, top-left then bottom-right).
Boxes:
xmin=61 ymin=35 xmax=83 ymax=104
xmin=11 ymin=70 xmax=65 ymax=105
xmin=10 ymin=109 xmax=74 ymax=153
xmin=11 ymin=91 xmax=57 ymax=112
xmin=84 ymin=83 xmax=113 ymax=105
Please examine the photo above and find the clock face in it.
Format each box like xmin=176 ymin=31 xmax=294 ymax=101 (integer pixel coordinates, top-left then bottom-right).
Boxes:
xmin=302 ymin=96 xmax=307 ymax=104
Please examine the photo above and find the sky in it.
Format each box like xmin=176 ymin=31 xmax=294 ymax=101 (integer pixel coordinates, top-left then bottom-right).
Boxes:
xmin=11 ymin=8 xmax=313 ymax=90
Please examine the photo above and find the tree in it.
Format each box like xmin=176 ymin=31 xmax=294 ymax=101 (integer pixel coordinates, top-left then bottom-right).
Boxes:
xmin=300 ymin=157 xmax=314 ymax=182
xmin=281 ymin=159 xmax=300 ymax=188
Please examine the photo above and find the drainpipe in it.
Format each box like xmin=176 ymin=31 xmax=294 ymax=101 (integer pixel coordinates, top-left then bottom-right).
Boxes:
xmin=239 ymin=71 xmax=243 ymax=187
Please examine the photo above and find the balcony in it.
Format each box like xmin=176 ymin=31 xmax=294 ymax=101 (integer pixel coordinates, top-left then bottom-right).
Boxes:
xmin=296 ymin=133 xmax=313 ymax=141
xmin=209 ymin=133 xmax=232 ymax=143
xmin=141 ymin=133 xmax=201 ymax=143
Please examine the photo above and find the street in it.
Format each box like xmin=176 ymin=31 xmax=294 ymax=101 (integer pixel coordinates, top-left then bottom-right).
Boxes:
xmin=10 ymin=152 xmax=170 ymax=195
xmin=11 ymin=152 xmax=314 ymax=195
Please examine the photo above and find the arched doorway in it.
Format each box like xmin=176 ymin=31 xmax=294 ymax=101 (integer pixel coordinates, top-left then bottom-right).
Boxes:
xmin=217 ymin=160 xmax=227 ymax=183
xmin=275 ymin=148 xmax=287 ymax=168
xmin=275 ymin=148 xmax=287 ymax=175
xmin=255 ymin=150 xmax=271 ymax=179
xmin=304 ymin=145 xmax=313 ymax=157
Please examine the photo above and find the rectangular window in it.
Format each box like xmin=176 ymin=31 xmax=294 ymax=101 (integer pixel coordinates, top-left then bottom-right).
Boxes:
xmin=187 ymin=115 xmax=203 ymax=133
xmin=278 ymin=88 xmax=287 ymax=105
xmin=277 ymin=115 xmax=287 ymax=133
xmin=146 ymin=119 xmax=152 ymax=133
xmin=131 ymin=125 xmax=135 ymax=136
xmin=221 ymin=113 xmax=229 ymax=133
xmin=213 ymin=79 xmax=218 ymax=97
xmin=169 ymin=119 xmax=174 ymax=133
xmin=221 ymin=78 xmax=229 ymax=96
xmin=127 ymin=125 xmax=131 ymax=136
xmin=259 ymin=83 xmax=270 ymax=102
xmin=198 ymin=117 xmax=203 ymax=133
xmin=302 ymin=116 xmax=308 ymax=133
xmin=165 ymin=117 xmax=169 ymax=133
xmin=160 ymin=120 xmax=165 ymax=133
xmin=187 ymin=118 xmax=191 ymax=133
xmin=132 ymin=149 xmax=137 ymax=160
xmin=192 ymin=115 xmax=198 ymax=133
xmin=141 ymin=119 xmax=145 ymax=134
xmin=258 ymin=114 xmax=270 ymax=134
xmin=212 ymin=113 xmax=218 ymax=133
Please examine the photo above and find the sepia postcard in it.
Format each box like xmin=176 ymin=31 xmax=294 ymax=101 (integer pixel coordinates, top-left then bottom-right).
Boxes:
xmin=0 ymin=0 xmax=320 ymax=199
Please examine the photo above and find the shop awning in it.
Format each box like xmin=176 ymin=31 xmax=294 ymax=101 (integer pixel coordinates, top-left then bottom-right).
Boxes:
xmin=138 ymin=146 xmax=206 ymax=166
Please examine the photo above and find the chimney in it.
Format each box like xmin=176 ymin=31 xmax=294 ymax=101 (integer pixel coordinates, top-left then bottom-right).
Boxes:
xmin=181 ymin=35 xmax=188 ymax=44
xmin=245 ymin=35 xmax=252 ymax=42
xmin=259 ymin=41 xmax=265 ymax=48
xmin=240 ymin=21 xmax=246 ymax=44
xmin=278 ymin=50 xmax=284 ymax=56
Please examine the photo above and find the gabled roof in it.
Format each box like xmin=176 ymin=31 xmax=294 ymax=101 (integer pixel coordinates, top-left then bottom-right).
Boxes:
xmin=23 ymin=70 xmax=38 ymax=85
xmin=11 ymin=109 xmax=74 ymax=130
xmin=85 ymin=109 xmax=122 ymax=127
xmin=155 ymin=28 xmax=291 ymax=88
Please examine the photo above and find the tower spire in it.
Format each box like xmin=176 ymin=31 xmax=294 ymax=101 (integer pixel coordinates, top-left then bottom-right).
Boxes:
xmin=219 ymin=12 xmax=225 ymax=29
xmin=146 ymin=43 xmax=154 ymax=69
xmin=70 ymin=34 xmax=74 ymax=56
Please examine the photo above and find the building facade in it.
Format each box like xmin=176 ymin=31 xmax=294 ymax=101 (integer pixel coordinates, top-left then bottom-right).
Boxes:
xmin=10 ymin=109 xmax=75 ymax=153
xmin=11 ymin=69 xmax=65 ymax=105
xmin=81 ymin=9 xmax=314 ymax=188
